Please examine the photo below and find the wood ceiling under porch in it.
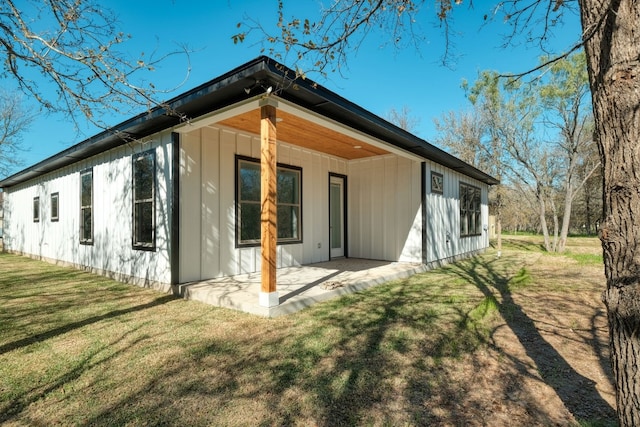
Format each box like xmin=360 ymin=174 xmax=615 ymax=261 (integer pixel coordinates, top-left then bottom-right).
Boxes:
xmin=217 ymin=107 xmax=391 ymax=161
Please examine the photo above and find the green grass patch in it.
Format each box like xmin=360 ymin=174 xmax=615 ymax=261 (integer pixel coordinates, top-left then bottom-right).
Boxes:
xmin=468 ymin=295 xmax=500 ymax=321
xmin=0 ymin=252 xmax=505 ymax=425
xmin=509 ymin=267 xmax=533 ymax=290
xmin=565 ymin=252 xmax=604 ymax=266
xmin=576 ymin=419 xmax=618 ymax=427
xmin=497 ymin=237 xmax=546 ymax=253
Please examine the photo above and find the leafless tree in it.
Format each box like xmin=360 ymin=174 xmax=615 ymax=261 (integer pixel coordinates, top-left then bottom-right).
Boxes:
xmin=385 ymin=105 xmax=421 ymax=133
xmin=571 ymin=140 xmax=602 ymax=235
xmin=0 ymin=0 xmax=190 ymax=129
xmin=0 ymin=91 xmax=33 ymax=177
xmin=500 ymin=183 xmax=540 ymax=233
xmin=433 ymin=108 xmax=490 ymax=171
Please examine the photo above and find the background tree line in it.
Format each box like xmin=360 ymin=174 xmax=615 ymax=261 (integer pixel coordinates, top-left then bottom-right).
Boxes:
xmin=434 ymin=51 xmax=598 ymax=252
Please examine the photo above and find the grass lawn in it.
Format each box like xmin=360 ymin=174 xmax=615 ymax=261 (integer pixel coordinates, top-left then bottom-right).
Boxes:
xmin=0 ymin=237 xmax=617 ymax=426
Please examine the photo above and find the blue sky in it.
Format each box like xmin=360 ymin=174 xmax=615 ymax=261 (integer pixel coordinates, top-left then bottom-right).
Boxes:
xmin=9 ymin=0 xmax=582 ymax=177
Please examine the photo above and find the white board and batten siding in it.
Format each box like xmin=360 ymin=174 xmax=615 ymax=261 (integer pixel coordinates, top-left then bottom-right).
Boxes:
xmin=178 ymin=125 xmax=491 ymax=283
xmin=3 ymin=121 xmax=491 ymax=287
xmin=424 ymin=161 xmax=489 ymax=265
xmin=3 ymin=134 xmax=174 ymax=288
xmin=178 ymin=125 xmax=349 ymax=283
xmin=347 ymin=155 xmax=423 ymax=263
xmin=347 ymin=157 xmax=490 ymax=266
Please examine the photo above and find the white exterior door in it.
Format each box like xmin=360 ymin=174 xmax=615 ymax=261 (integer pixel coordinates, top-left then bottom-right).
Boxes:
xmin=330 ymin=175 xmax=345 ymax=258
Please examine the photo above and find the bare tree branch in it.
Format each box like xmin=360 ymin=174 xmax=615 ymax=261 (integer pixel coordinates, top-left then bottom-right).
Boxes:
xmin=233 ymin=0 xmax=423 ymax=77
xmin=234 ymin=0 xmax=581 ymax=80
xmin=386 ymin=105 xmax=421 ymax=133
xmin=0 ymin=0 xmax=191 ymax=130
xmin=0 ymin=90 xmax=33 ymax=176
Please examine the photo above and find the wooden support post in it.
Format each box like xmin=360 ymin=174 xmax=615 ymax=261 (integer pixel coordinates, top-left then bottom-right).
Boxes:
xmin=259 ymin=99 xmax=279 ymax=307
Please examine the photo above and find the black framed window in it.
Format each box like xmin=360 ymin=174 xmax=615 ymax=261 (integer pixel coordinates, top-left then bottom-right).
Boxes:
xmin=33 ymin=197 xmax=40 ymax=222
xmin=133 ymin=151 xmax=156 ymax=250
xmin=460 ymin=182 xmax=482 ymax=237
xmin=236 ymin=156 xmax=302 ymax=246
xmin=51 ymin=192 xmax=59 ymax=222
xmin=80 ymin=169 xmax=93 ymax=244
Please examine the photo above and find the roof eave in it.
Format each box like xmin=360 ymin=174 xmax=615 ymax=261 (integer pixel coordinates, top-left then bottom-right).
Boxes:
xmin=0 ymin=56 xmax=499 ymax=188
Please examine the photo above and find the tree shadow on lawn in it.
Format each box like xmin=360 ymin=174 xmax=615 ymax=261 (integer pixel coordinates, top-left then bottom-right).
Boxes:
xmin=451 ymin=255 xmax=616 ymax=423
xmin=79 ymin=271 xmax=606 ymax=426
xmin=76 ymin=284 xmax=428 ymax=425
xmin=0 ymin=295 xmax=175 ymax=355
xmin=0 ymin=321 xmax=161 ymax=425
xmin=495 ymin=237 xmax=547 ymax=252
xmin=13 ymin=255 xmax=613 ymax=425
xmin=80 ymin=282 xmax=477 ymax=426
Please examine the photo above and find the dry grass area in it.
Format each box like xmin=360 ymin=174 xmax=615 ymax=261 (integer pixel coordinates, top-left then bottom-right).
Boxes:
xmin=0 ymin=236 xmax=616 ymax=426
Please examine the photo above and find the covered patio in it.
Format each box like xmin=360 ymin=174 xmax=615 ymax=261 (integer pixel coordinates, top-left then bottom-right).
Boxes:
xmin=176 ymin=258 xmax=427 ymax=317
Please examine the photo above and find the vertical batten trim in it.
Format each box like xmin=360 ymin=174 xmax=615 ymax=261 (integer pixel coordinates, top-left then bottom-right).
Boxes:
xmin=421 ymin=162 xmax=427 ymax=265
xmin=171 ymin=132 xmax=181 ymax=288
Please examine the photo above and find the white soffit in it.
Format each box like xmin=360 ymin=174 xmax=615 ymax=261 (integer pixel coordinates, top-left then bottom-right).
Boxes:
xmin=172 ymin=97 xmax=262 ymax=133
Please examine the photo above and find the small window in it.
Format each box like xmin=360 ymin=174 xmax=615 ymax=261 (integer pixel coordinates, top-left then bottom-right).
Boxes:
xmin=277 ymin=167 xmax=301 ymax=242
xmin=51 ymin=192 xmax=59 ymax=222
xmin=237 ymin=159 xmax=261 ymax=244
xmin=431 ymin=172 xmax=443 ymax=194
xmin=33 ymin=197 xmax=40 ymax=222
xmin=80 ymin=169 xmax=93 ymax=244
xmin=460 ymin=182 xmax=482 ymax=237
xmin=132 ymin=151 xmax=156 ymax=250
xmin=236 ymin=156 xmax=302 ymax=246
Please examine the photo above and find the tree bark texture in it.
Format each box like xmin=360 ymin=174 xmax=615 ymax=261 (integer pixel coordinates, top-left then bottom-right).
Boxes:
xmin=579 ymin=0 xmax=640 ymax=424
xmin=537 ymin=187 xmax=552 ymax=251
xmin=550 ymin=197 xmax=559 ymax=252
xmin=558 ymin=175 xmax=575 ymax=252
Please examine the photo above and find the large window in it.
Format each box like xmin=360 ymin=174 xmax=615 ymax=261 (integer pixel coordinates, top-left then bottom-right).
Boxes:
xmin=33 ymin=197 xmax=40 ymax=222
xmin=460 ymin=182 xmax=482 ymax=237
xmin=236 ymin=156 xmax=302 ymax=246
xmin=51 ymin=192 xmax=59 ymax=222
xmin=133 ymin=151 xmax=156 ymax=250
xmin=80 ymin=169 xmax=93 ymax=244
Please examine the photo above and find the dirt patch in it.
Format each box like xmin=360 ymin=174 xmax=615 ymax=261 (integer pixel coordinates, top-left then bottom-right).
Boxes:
xmin=462 ymin=236 xmax=616 ymax=425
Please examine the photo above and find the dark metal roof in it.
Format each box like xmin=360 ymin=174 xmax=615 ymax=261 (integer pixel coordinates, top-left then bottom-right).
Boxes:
xmin=0 ymin=56 xmax=499 ymax=188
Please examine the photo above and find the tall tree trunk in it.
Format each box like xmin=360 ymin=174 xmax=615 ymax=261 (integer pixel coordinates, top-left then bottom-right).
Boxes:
xmin=549 ymin=197 xmax=559 ymax=252
xmin=537 ymin=189 xmax=552 ymax=251
xmin=585 ymin=188 xmax=592 ymax=235
xmin=579 ymin=0 xmax=640 ymax=424
xmin=558 ymin=186 xmax=574 ymax=252
xmin=496 ymin=185 xmax=503 ymax=257
xmin=497 ymin=217 xmax=502 ymax=256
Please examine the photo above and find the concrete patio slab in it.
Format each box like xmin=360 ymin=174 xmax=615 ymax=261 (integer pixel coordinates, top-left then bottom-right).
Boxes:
xmin=177 ymin=258 xmax=427 ymax=317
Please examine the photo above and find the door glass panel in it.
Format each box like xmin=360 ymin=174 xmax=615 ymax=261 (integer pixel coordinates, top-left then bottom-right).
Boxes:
xmin=330 ymin=183 xmax=341 ymax=249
